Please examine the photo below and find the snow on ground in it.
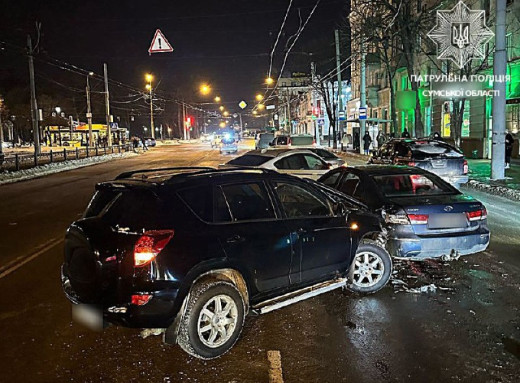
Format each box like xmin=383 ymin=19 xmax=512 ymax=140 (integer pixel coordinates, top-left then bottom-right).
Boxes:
xmin=0 ymin=152 xmax=138 ymax=185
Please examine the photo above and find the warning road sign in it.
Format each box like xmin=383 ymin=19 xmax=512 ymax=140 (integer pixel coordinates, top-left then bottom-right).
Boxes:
xmin=148 ymin=29 xmax=174 ymax=55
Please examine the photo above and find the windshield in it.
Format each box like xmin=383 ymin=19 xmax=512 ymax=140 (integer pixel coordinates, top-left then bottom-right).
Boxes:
xmin=372 ymin=173 xmax=456 ymax=197
xmin=222 ymin=138 xmax=235 ymax=144
xmin=227 ymin=154 xmax=270 ymax=166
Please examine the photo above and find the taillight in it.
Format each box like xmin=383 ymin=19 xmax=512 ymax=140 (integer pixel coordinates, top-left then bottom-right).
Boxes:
xmin=408 ymin=161 xmax=416 ymax=167
xmin=131 ymin=294 xmax=152 ymax=306
xmin=408 ymin=214 xmax=429 ymax=224
xmin=463 ymin=159 xmax=468 ymax=175
xmin=466 ymin=207 xmax=487 ymax=221
xmin=133 ymin=230 xmax=174 ymax=267
xmin=312 ymin=139 xmax=316 ymax=147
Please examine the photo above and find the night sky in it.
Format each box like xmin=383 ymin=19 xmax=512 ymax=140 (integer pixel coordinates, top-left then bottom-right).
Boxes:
xmin=0 ymin=0 xmax=348 ymax=127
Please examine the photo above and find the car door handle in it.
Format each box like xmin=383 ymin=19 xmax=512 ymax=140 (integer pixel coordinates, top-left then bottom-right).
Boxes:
xmin=226 ymin=235 xmax=245 ymax=243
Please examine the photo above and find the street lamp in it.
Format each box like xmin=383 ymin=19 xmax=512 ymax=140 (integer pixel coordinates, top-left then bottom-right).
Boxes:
xmin=86 ymin=72 xmax=94 ymax=146
xmin=258 ymin=104 xmax=265 ymax=110
xmin=200 ymin=83 xmax=211 ymax=95
xmin=219 ymin=106 xmax=225 ymax=112
xmin=223 ymin=111 xmax=229 ymax=117
xmin=265 ymin=77 xmax=274 ymax=86
xmin=252 ymin=110 xmax=258 ymax=115
xmin=214 ymin=96 xmax=221 ymax=103
xmin=145 ymin=73 xmax=155 ymax=139
xmin=255 ymin=94 xmax=264 ymax=101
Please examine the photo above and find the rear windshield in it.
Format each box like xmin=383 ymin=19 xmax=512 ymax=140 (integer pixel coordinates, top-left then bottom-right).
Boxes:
xmin=84 ymin=190 xmax=121 ymax=218
xmin=227 ymin=154 xmax=271 ymax=166
xmin=410 ymin=142 xmax=463 ymax=159
xmin=291 ymin=136 xmax=314 ymax=146
xmin=372 ymin=173 xmax=456 ymax=197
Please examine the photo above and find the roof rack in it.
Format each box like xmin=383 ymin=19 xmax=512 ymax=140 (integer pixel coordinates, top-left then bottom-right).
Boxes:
xmin=115 ymin=167 xmax=215 ymax=180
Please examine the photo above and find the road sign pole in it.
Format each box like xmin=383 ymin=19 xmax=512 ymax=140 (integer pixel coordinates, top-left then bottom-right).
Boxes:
xmin=104 ymin=63 xmax=112 ymax=146
xmin=359 ymin=41 xmax=366 ymax=154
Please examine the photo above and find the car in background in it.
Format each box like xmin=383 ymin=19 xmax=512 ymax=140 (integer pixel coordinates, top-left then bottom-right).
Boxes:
xmin=221 ymin=149 xmax=331 ymax=180
xmin=255 ymin=132 xmax=274 ymax=150
xmin=61 ymin=167 xmax=391 ymax=360
xmin=307 ymin=148 xmax=345 ymax=168
xmin=369 ymin=139 xmax=468 ymax=187
xmin=210 ymin=134 xmax=223 ymax=148
xmin=269 ymin=135 xmax=290 ymax=148
xmin=220 ymin=136 xmax=238 ymax=154
xmin=144 ymin=137 xmax=157 ymax=147
xmin=290 ymin=134 xmax=315 ymax=147
xmin=319 ymin=165 xmax=489 ymax=260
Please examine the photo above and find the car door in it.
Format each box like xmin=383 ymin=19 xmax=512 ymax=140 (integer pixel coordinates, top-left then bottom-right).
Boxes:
xmin=214 ymin=181 xmax=292 ymax=293
xmin=271 ymin=180 xmax=351 ymax=285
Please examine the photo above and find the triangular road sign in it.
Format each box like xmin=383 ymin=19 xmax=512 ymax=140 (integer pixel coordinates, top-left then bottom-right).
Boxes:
xmin=148 ymin=29 xmax=174 ymax=55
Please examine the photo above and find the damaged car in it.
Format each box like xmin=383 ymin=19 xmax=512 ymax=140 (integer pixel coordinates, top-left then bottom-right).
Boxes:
xmin=61 ymin=167 xmax=391 ymax=359
xmin=319 ymin=166 xmax=490 ymax=260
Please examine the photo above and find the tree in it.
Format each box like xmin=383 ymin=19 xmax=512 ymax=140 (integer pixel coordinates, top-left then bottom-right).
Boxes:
xmin=312 ymin=65 xmax=339 ymax=148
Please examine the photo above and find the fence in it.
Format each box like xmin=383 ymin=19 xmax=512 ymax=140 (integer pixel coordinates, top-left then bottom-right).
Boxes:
xmin=0 ymin=144 xmax=132 ymax=172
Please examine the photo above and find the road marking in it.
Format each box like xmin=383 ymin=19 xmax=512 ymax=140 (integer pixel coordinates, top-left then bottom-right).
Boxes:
xmin=267 ymin=350 xmax=284 ymax=383
xmin=0 ymin=237 xmax=63 ymax=279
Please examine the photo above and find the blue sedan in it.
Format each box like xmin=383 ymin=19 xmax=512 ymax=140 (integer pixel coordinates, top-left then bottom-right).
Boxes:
xmin=319 ymin=166 xmax=490 ymax=260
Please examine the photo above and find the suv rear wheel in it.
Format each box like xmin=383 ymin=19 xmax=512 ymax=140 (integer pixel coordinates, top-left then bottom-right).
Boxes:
xmin=347 ymin=244 xmax=392 ymax=294
xmin=178 ymin=280 xmax=245 ymax=359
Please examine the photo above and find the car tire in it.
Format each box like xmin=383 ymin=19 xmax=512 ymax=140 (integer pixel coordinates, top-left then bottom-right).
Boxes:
xmin=347 ymin=244 xmax=392 ymax=294
xmin=177 ymin=280 xmax=245 ymax=360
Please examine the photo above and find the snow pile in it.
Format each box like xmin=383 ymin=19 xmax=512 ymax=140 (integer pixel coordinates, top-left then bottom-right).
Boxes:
xmin=465 ymin=179 xmax=520 ymax=202
xmin=0 ymin=152 xmax=138 ymax=185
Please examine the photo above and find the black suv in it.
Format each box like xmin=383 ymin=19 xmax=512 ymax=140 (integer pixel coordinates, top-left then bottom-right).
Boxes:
xmin=61 ymin=167 xmax=391 ymax=359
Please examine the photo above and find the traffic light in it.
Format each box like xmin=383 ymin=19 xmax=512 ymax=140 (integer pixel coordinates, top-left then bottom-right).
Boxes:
xmin=312 ymin=107 xmax=320 ymax=117
xmin=185 ymin=116 xmax=192 ymax=130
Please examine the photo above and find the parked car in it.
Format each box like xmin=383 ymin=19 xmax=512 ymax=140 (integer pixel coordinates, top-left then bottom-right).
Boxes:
xmin=307 ymin=148 xmax=345 ymax=168
xmin=255 ymin=132 xmax=274 ymax=150
xmin=220 ymin=137 xmax=238 ymax=154
xmin=369 ymin=139 xmax=468 ymax=187
xmin=61 ymin=167 xmax=391 ymax=359
xmin=319 ymin=165 xmax=490 ymax=260
xmin=210 ymin=134 xmax=223 ymax=148
xmin=144 ymin=137 xmax=157 ymax=147
xmin=221 ymin=149 xmax=331 ymax=180
xmin=269 ymin=135 xmax=290 ymax=148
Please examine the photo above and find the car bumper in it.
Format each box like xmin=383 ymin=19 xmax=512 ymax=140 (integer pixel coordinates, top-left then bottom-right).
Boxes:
xmin=61 ymin=266 xmax=180 ymax=328
xmin=387 ymin=231 xmax=490 ymax=260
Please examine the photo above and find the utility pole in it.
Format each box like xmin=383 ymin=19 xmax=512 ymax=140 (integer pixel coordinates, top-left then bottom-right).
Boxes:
xmin=86 ymin=73 xmax=93 ymax=146
xmin=0 ymin=97 xmax=4 ymax=161
xmin=359 ymin=41 xmax=367 ymax=154
xmin=311 ymin=62 xmax=321 ymax=147
xmin=149 ymin=86 xmax=155 ymax=140
xmin=27 ymin=35 xmax=40 ymax=154
xmin=103 ymin=63 xmax=112 ymax=146
xmin=491 ymin=0 xmax=506 ymax=180
xmin=335 ymin=29 xmax=343 ymax=150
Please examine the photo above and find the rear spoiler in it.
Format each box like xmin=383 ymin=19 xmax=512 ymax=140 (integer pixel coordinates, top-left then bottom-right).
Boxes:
xmin=115 ymin=167 xmax=215 ymax=180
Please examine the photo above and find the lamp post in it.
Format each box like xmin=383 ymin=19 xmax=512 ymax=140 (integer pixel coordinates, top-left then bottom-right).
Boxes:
xmin=0 ymin=97 xmax=4 ymax=162
xmin=86 ymin=72 xmax=94 ymax=146
xmin=145 ymin=74 xmax=155 ymax=139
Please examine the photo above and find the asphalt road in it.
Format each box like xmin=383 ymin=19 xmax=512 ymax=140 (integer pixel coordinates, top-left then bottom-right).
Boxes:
xmin=0 ymin=141 xmax=518 ymax=383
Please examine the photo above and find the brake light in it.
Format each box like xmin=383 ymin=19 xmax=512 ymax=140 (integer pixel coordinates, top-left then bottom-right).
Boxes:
xmin=408 ymin=161 xmax=416 ymax=167
xmin=312 ymin=139 xmax=316 ymax=147
xmin=408 ymin=214 xmax=429 ymax=224
xmin=133 ymin=230 xmax=174 ymax=267
xmin=131 ymin=294 xmax=152 ymax=306
xmin=288 ymin=138 xmax=292 ymax=147
xmin=466 ymin=207 xmax=487 ymax=221
xmin=463 ymin=159 xmax=468 ymax=175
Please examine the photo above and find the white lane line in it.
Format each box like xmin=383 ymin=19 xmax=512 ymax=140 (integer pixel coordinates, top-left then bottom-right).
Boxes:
xmin=0 ymin=237 xmax=63 ymax=279
xmin=267 ymin=350 xmax=284 ymax=383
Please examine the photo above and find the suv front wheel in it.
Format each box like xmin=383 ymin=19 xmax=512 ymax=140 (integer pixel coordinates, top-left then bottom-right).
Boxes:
xmin=347 ymin=244 xmax=392 ymax=294
xmin=178 ymin=280 xmax=245 ymax=359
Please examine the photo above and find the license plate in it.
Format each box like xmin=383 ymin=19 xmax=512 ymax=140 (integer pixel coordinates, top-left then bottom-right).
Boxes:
xmin=431 ymin=159 xmax=447 ymax=168
xmin=428 ymin=213 xmax=467 ymax=229
xmin=72 ymin=304 xmax=104 ymax=331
